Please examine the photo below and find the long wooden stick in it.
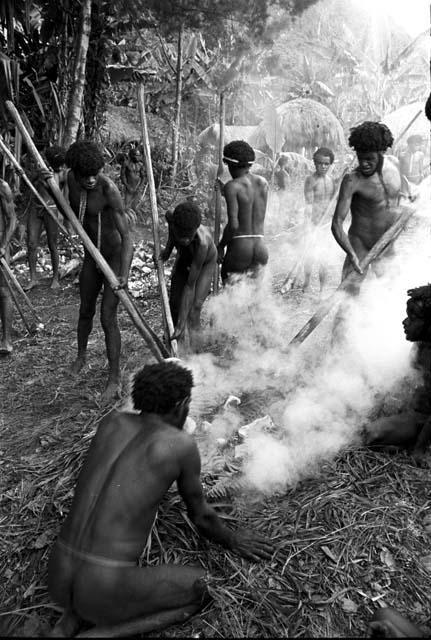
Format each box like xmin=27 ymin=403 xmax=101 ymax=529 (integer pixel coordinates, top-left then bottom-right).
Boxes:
xmin=0 ymin=262 xmax=34 ymax=333
xmin=288 ymin=205 xmax=415 ymax=346
xmin=0 ymin=134 xmax=70 ymax=238
xmin=6 ymin=100 xmax=165 ymax=363
xmin=213 ymin=91 xmax=225 ymax=294
xmin=392 ymin=109 xmax=422 ymax=150
xmin=0 ymin=257 xmax=42 ymax=324
xmin=136 ymin=83 xmax=178 ymax=357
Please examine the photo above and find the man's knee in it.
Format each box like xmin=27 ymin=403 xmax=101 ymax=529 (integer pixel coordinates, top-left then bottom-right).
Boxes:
xmin=101 ymin=305 xmax=119 ymax=331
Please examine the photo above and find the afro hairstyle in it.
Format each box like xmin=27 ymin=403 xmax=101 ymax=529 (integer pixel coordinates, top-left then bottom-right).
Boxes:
xmin=348 ymin=122 xmax=394 ymax=153
xmin=132 ymin=360 xmax=194 ymax=414
xmin=425 ymin=93 xmax=431 ymax=123
xmin=171 ymin=201 xmax=202 ymax=232
xmin=65 ymin=140 xmax=104 ymax=176
xmin=45 ymin=145 xmax=66 ymax=170
xmin=313 ymin=147 xmax=334 ymax=163
xmin=223 ymin=140 xmax=255 ymax=168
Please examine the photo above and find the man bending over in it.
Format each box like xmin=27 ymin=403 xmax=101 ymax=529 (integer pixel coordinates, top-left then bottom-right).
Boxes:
xmin=65 ymin=140 xmax=133 ymax=402
xmin=48 ymin=360 xmax=273 ymax=637
xmin=217 ymin=140 xmax=269 ymax=284
xmin=160 ymin=201 xmax=217 ymax=347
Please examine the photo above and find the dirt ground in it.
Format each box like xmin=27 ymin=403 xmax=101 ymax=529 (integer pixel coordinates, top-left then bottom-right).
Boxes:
xmin=1 ymin=207 xmax=431 ymax=637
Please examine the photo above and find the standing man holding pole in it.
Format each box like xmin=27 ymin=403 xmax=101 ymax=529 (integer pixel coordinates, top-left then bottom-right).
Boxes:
xmin=0 ymin=178 xmax=16 ymax=355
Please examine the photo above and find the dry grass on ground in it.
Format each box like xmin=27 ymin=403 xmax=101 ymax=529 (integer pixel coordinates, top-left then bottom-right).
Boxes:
xmin=1 ymin=232 xmax=431 ymax=638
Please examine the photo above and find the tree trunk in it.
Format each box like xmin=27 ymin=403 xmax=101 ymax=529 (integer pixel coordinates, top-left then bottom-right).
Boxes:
xmin=170 ymin=21 xmax=184 ymax=187
xmin=63 ymin=0 xmax=92 ymax=147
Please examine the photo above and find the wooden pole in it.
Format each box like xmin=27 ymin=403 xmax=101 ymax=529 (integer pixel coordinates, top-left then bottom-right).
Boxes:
xmin=392 ymin=109 xmax=422 ymax=150
xmin=288 ymin=205 xmax=416 ymax=346
xmin=136 ymin=84 xmax=178 ymax=357
xmin=0 ymin=262 xmax=34 ymax=334
xmin=0 ymin=257 xmax=42 ymax=324
xmin=213 ymin=91 xmax=225 ymax=294
xmin=0 ymin=134 xmax=71 ymax=239
xmin=6 ymin=100 xmax=165 ymax=363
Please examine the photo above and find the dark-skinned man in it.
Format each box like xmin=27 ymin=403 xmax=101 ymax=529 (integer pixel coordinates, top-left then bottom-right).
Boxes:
xmin=217 ymin=140 xmax=269 ymax=284
xmin=64 ymin=140 xmax=133 ymax=402
xmin=120 ymin=147 xmax=146 ymax=211
xmin=48 ymin=359 xmax=273 ymax=637
xmin=0 ymin=179 xmax=16 ymax=355
xmin=160 ymin=201 xmax=217 ymax=349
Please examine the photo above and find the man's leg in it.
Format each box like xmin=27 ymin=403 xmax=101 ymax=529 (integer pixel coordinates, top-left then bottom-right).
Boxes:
xmin=25 ymin=211 xmax=43 ymax=291
xmin=0 ymin=283 xmax=13 ymax=354
xmin=71 ymin=255 xmax=103 ymax=374
xmin=188 ymin=261 xmax=214 ymax=348
xmin=45 ymin=212 xmax=60 ymax=290
xmin=169 ymin=260 xmax=188 ymax=327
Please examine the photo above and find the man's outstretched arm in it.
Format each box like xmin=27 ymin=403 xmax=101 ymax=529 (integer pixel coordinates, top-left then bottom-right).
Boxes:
xmin=177 ymin=440 xmax=273 ymax=561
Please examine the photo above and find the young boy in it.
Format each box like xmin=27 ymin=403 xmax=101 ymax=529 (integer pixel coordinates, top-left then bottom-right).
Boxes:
xmin=302 ymin=147 xmax=337 ymax=293
xmin=217 ymin=140 xmax=268 ymax=284
xmin=160 ymin=201 xmax=216 ymax=346
xmin=25 ymin=145 xmax=67 ymax=291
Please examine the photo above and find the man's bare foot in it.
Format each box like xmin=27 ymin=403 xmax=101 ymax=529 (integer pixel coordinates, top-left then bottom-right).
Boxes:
xmin=71 ymin=356 xmax=86 ymax=375
xmin=24 ymin=279 xmax=39 ymax=291
xmin=0 ymin=339 xmax=13 ymax=355
xmin=101 ymin=380 xmax=121 ymax=404
xmin=50 ymin=278 xmax=60 ymax=290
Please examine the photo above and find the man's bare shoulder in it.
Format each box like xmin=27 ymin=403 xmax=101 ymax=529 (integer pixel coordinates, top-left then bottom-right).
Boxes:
xmin=251 ymin=173 xmax=268 ymax=188
xmin=101 ymin=174 xmax=120 ymax=195
xmin=0 ymin=179 xmax=13 ymax=201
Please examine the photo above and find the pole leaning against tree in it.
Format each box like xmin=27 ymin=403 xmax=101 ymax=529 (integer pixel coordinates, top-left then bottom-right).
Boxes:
xmin=6 ymin=100 xmax=165 ymax=363
xmin=136 ymin=83 xmax=178 ymax=358
xmin=288 ymin=204 xmax=416 ymax=347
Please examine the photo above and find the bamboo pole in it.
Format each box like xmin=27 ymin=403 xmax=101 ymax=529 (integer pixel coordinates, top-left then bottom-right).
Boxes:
xmin=6 ymin=100 xmax=165 ymax=363
xmin=0 ymin=257 xmax=42 ymax=324
xmin=136 ymin=83 xmax=178 ymax=358
xmin=288 ymin=205 xmax=415 ymax=346
xmin=0 ymin=262 xmax=34 ymax=334
xmin=0 ymin=134 xmax=71 ymax=239
xmin=392 ymin=109 xmax=422 ymax=150
xmin=213 ymin=91 xmax=225 ymax=293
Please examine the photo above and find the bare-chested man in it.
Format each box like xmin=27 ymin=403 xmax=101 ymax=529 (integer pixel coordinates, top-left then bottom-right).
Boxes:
xmin=303 ymin=147 xmax=337 ymax=293
xmin=120 ymin=147 xmax=145 ymax=210
xmin=65 ymin=141 xmax=133 ymax=402
xmin=216 ymin=140 xmax=268 ymax=284
xmin=160 ymin=201 xmax=216 ymax=346
xmin=48 ymin=360 xmax=273 ymax=637
xmin=0 ymin=179 xmax=16 ymax=355
xmin=398 ymin=134 xmax=426 ymax=186
xmin=331 ymin=122 xmax=402 ymax=295
xmin=25 ymin=145 xmax=66 ymax=291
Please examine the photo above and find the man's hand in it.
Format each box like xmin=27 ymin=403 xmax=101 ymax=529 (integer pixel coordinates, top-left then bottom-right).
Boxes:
xmin=114 ymin=275 xmax=128 ymax=290
xmin=230 ymin=529 xmax=274 ymax=562
xmin=214 ymin=178 xmax=225 ymax=195
xmin=349 ymin=254 xmax=363 ymax=275
xmin=39 ymin=168 xmax=54 ymax=182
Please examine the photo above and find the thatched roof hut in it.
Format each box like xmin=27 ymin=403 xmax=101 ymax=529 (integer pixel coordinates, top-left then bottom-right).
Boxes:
xmin=382 ymin=102 xmax=429 ymax=145
xmin=248 ymin=98 xmax=345 ymax=153
xmin=101 ymin=105 xmax=169 ymax=145
xmin=197 ymin=124 xmax=258 ymax=149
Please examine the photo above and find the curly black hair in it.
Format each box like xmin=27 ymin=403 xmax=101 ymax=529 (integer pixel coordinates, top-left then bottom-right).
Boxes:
xmin=45 ymin=145 xmax=66 ymax=170
xmin=223 ymin=140 xmax=255 ymax=168
xmin=313 ymin=147 xmax=334 ymax=163
xmin=172 ymin=201 xmax=202 ymax=232
xmin=132 ymin=360 xmax=194 ymax=414
xmin=65 ymin=140 xmax=104 ymax=176
xmin=348 ymin=122 xmax=394 ymax=153
xmin=425 ymin=93 xmax=431 ymax=123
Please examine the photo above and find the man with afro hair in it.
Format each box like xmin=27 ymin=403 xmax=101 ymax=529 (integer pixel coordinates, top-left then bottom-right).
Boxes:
xmin=217 ymin=140 xmax=269 ymax=283
xmin=64 ymin=140 xmax=134 ymax=402
xmin=25 ymin=145 xmax=66 ymax=291
xmin=48 ymin=360 xmax=273 ymax=637
xmin=331 ymin=121 xmax=404 ymax=295
xmin=160 ymin=200 xmax=216 ymax=347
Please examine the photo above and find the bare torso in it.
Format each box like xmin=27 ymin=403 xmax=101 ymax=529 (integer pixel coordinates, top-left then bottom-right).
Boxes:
xmin=305 ymin=173 xmax=335 ymax=224
xmin=122 ymin=160 xmax=144 ymax=192
xmin=349 ymin=157 xmax=401 ymax=250
xmin=58 ymin=411 xmax=192 ymax=562
xmin=226 ymin=173 xmax=268 ymax=236
xmin=68 ymin=172 xmax=122 ymax=257
xmin=176 ymin=225 xmax=217 ymax=266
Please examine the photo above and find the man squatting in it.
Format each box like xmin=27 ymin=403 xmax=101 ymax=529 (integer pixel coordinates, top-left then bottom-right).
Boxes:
xmin=216 ymin=140 xmax=269 ymax=284
xmin=0 ymin=179 xmax=16 ymax=355
xmin=160 ymin=201 xmax=217 ymax=347
xmin=64 ymin=141 xmax=133 ymax=402
xmin=48 ymin=360 xmax=273 ymax=637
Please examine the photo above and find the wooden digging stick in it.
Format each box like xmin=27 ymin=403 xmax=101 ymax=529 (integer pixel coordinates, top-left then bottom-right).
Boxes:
xmin=0 ymin=261 xmax=34 ymax=333
xmin=6 ymin=100 xmax=165 ymax=363
xmin=136 ymin=83 xmax=178 ymax=357
xmin=0 ymin=134 xmax=71 ymax=239
xmin=288 ymin=205 xmax=416 ymax=346
xmin=0 ymin=257 xmax=42 ymax=324
xmin=213 ymin=91 xmax=225 ymax=294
